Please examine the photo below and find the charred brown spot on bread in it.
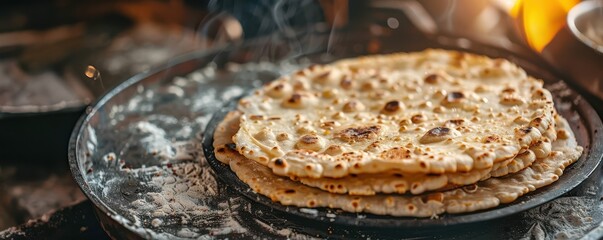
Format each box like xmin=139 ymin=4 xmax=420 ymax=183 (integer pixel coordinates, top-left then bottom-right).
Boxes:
xmin=493 ymin=58 xmax=506 ymax=67
xmin=322 ymin=89 xmax=338 ymax=98
xmin=501 ymin=87 xmax=516 ymax=94
xmin=320 ymin=121 xmax=338 ymax=129
xmin=557 ymin=129 xmax=569 ymax=139
xmin=277 ymin=133 xmax=289 ymax=141
xmin=394 ymin=183 xmax=407 ymax=191
xmin=452 ymin=51 xmax=468 ymax=63
xmin=433 ymin=106 xmax=445 ymax=113
xmin=361 ymin=81 xmax=376 ymax=90
xmin=411 ymin=114 xmax=426 ymax=124
xmin=520 ymin=126 xmax=533 ymax=134
xmin=407 ymin=204 xmax=415 ymax=211
xmin=529 ymin=117 xmax=543 ymax=128
xmin=296 ymin=134 xmax=323 ymax=151
xmin=483 ymin=135 xmax=500 ymax=143
xmin=516 ymin=149 xmax=530 ymax=157
xmin=382 ymin=100 xmax=401 ymax=113
xmin=266 ymin=82 xmax=290 ymax=98
xmin=316 ymin=71 xmax=330 ymax=81
xmin=500 ymin=95 xmax=525 ymax=105
xmin=427 ymin=127 xmax=450 ymax=136
xmin=285 ymin=189 xmax=296 ymax=194
xmin=292 ymin=81 xmax=307 ymax=90
xmin=513 ymin=116 xmax=530 ymax=125
xmin=274 ymin=158 xmax=285 ymax=167
xmin=249 ymin=115 xmax=265 ymax=120
xmin=340 ymin=78 xmax=353 ymax=89
xmin=300 ymin=135 xmax=319 ymax=144
xmin=474 ymin=85 xmax=488 ymax=93
xmin=424 ymin=74 xmax=440 ymax=84
xmin=419 ymin=161 xmax=428 ymax=168
xmin=531 ymin=89 xmax=549 ymax=100
xmin=323 ymin=145 xmax=343 ymax=156
xmin=380 ymin=147 xmax=412 ymax=160
xmin=420 ymin=127 xmax=460 ymax=144
xmin=530 ymin=139 xmax=543 ymax=147
xmin=447 ymin=92 xmax=465 ymax=102
xmin=364 ymin=140 xmax=382 ymax=152
xmin=287 ymin=93 xmax=302 ymax=104
xmin=399 ymin=119 xmax=411 ymax=126
xmin=446 ymin=119 xmax=465 ymax=126
xmin=441 ymin=91 xmax=465 ymax=107
xmin=343 ymin=100 xmax=365 ymax=112
xmin=336 ymin=125 xmax=381 ymax=143
xmin=216 ymin=147 xmax=226 ymax=153
xmin=273 ymin=84 xmax=284 ymax=91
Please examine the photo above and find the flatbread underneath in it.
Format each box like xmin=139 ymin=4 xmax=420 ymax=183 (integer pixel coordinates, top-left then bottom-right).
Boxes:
xmin=213 ymin=114 xmax=582 ymax=216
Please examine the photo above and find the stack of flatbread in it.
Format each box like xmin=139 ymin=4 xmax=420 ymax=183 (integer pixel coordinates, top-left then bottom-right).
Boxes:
xmin=212 ymin=49 xmax=583 ymax=217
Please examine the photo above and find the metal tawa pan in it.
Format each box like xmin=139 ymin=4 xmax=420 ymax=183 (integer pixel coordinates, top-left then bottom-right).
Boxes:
xmin=69 ymin=9 xmax=603 ymax=240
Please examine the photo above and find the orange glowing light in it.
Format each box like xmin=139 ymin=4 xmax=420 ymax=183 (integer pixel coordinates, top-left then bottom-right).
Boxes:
xmin=511 ymin=0 xmax=579 ymax=52
xmin=85 ymin=65 xmax=98 ymax=79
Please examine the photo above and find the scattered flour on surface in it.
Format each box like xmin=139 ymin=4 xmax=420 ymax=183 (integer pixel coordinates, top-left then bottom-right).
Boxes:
xmin=520 ymin=196 xmax=602 ymax=240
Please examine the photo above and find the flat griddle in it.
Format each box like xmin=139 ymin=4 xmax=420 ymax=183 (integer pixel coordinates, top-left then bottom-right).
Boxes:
xmin=68 ymin=9 xmax=603 ymax=239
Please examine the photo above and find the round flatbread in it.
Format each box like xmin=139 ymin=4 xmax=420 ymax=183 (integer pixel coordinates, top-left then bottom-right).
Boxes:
xmin=234 ymin=49 xmax=557 ymax=178
xmin=214 ymin=115 xmax=582 ymax=217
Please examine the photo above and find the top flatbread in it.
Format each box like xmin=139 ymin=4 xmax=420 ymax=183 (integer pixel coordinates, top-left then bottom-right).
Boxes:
xmin=234 ymin=49 xmax=557 ymax=178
